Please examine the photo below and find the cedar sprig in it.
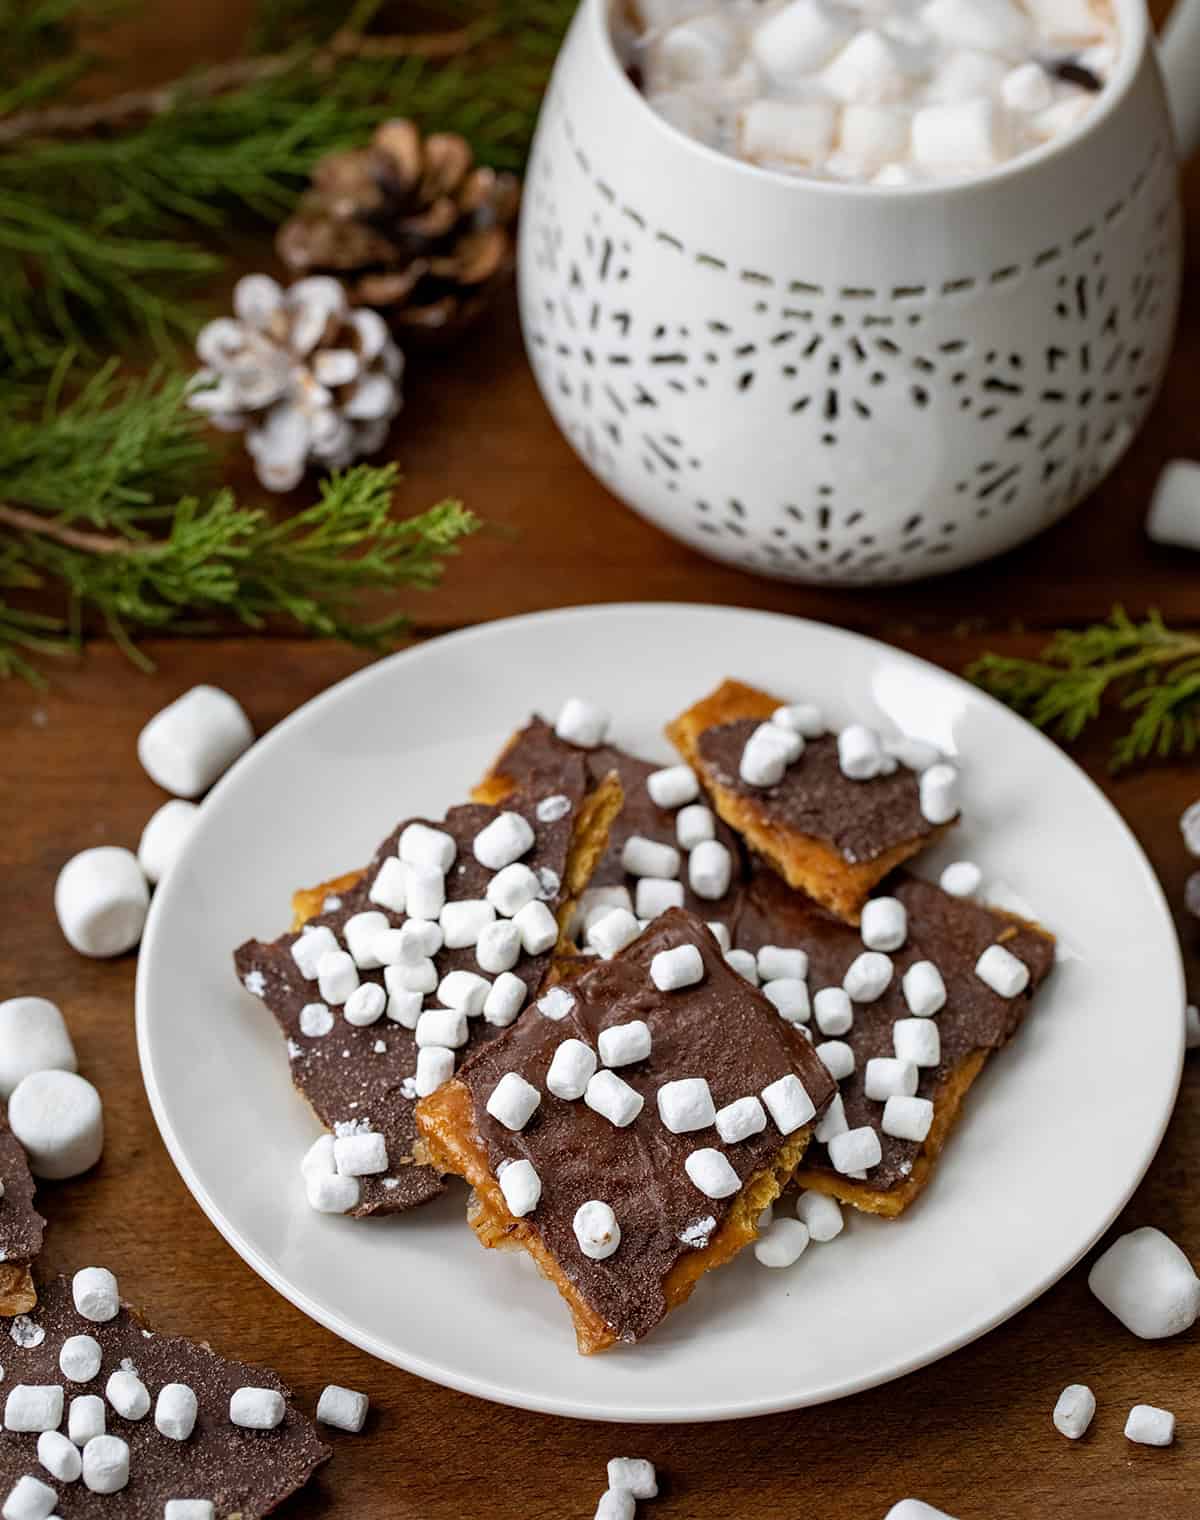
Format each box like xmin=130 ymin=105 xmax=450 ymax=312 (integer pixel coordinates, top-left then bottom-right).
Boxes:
xmin=967 ymin=608 xmax=1200 ymax=769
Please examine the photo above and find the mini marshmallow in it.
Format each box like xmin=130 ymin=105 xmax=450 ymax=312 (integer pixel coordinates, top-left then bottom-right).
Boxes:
xmin=599 ymin=1020 xmax=653 ymax=1068
xmin=343 ymin=911 xmax=389 ymax=970
xmin=473 ymin=811 xmax=535 ymax=871
xmin=883 ymin=1503 xmax=957 ymax=1520
xmin=415 ymin=1045 xmax=455 ymax=1097
xmin=636 ymin=877 xmax=685 ymax=918
xmin=606 ymin=1459 xmax=657 ymax=1500
xmin=400 ymin=822 xmax=456 ymax=874
xmin=440 ymin=899 xmax=495 ymax=950
xmin=367 ymin=856 xmax=407 ymax=913
xmin=913 ymin=97 xmax=1008 ymax=175
xmin=976 ymin=943 xmax=1030 ymax=996
xmin=843 ymin=951 xmax=893 ymax=1002
xmin=815 ymin=1091 xmax=849 ymax=1144
xmin=862 ymin=896 xmax=907 ymax=951
xmin=317 ymin=1384 xmax=369 ymax=1433
xmin=757 ymin=945 xmax=808 ymax=982
xmin=415 ymin=1008 xmax=469 ymax=1050
xmin=165 ymin=1504 xmax=215 ymax=1520
xmin=486 ymin=1071 xmax=542 ymax=1131
xmin=333 ymin=1131 xmax=388 ymax=1176
xmin=138 ymin=686 xmax=253 ymax=798
xmin=1002 ymin=59 xmax=1053 ymax=112
xmin=761 ymin=1073 xmax=817 ymax=1134
xmin=763 ymin=978 xmax=811 ymax=1024
xmin=537 ymin=986 xmax=577 ymax=1021
xmin=651 ymin=943 xmax=705 ymax=991
xmin=55 ymin=847 xmax=149 ymax=958
xmin=1053 ymin=1384 xmax=1096 ymax=1440
xmin=840 ymin=103 xmax=910 ymax=166
xmin=1023 ymin=0 xmax=1107 ymax=41
xmin=0 ymin=997 xmax=76 ymax=1100
xmin=37 ymin=1428 xmax=82 ymax=1482
xmin=82 ymin=1434 xmax=129 ymax=1494
xmin=230 ymin=1387 xmax=285 ymax=1430
xmin=939 ymin=860 xmax=981 ymax=897
xmin=901 ymin=960 xmax=946 ymax=1018
xmin=578 ymin=884 xmax=634 ymax=920
xmin=555 ymin=697 xmax=610 ymax=749
xmin=715 ymin=1095 xmax=767 ymax=1144
xmin=1147 ymin=460 xmax=1200 ymax=550
xmin=740 ymin=98 xmax=837 ymax=166
xmin=865 ymin=1057 xmax=919 ymax=1101
xmin=816 ymin=1040 xmax=855 ymax=1080
xmin=60 ymin=1335 xmax=102 ymax=1384
xmin=437 ymin=969 xmax=492 ymax=1016
xmin=824 ymin=28 xmax=912 ymax=104
xmin=685 ymin=1147 xmax=741 ymax=1199
xmin=137 ymin=798 xmax=200 ymax=885
xmin=512 ymin=899 xmax=558 ymax=955
xmin=405 ymin=862 xmax=445 ymax=920
xmin=105 ymin=1369 xmax=150 ymax=1421
xmin=475 ymin=919 xmax=522 ymax=974
xmin=68 ymin=1395 xmax=105 ymax=1446
xmin=301 ymin=1134 xmax=336 ymax=1180
xmin=622 ymin=835 xmax=680 ymax=879
xmin=4 ymin=1385 xmax=64 ymax=1433
xmin=647 ymin=765 xmax=699 ymax=808
xmin=497 ymin=1158 xmax=541 ymax=1216
xmin=689 ymin=839 xmax=733 ymax=900
xmin=306 ymin=1168 xmax=360 ymax=1213
xmin=483 ymin=972 xmax=527 ymax=1027
xmin=796 ymin=1190 xmax=844 ymax=1242
xmin=1088 ymin=1226 xmax=1200 ymax=1339
xmin=1181 ymin=798 xmax=1200 ymax=856
xmin=487 ymin=862 xmax=540 ymax=917
xmin=707 ymin=921 xmax=732 ymax=953
xmin=828 ymin=1124 xmax=882 ymax=1174
xmin=894 ymin=1017 xmax=941 ymax=1067
xmin=725 ymin=948 xmax=759 ymax=984
xmin=587 ymin=908 xmax=642 ymax=959
xmin=536 ymin=793 xmax=572 ymax=824
xmin=574 ymin=1200 xmax=622 ymax=1260
xmin=737 ymin=721 xmax=800 ymax=787
xmin=317 ymin=949 xmax=358 ymax=1005
xmin=884 ymin=735 xmax=943 ymax=772
xmin=658 ymin=1077 xmax=716 ymax=1133
xmin=1 ymin=1477 xmax=57 ymax=1520
xmin=754 ymin=1217 xmax=810 ymax=1267
xmin=155 ymin=1383 xmax=198 ymax=1441
xmin=836 ymin=724 xmax=884 ymax=780
xmin=773 ymin=702 xmax=825 ymax=737
xmin=926 ymin=46 xmax=1009 ymax=103
xmin=73 ymin=1267 xmax=119 ymax=1324
xmin=655 ymin=10 xmax=740 ymax=82
xmin=595 ymin=1491 xmax=635 ymax=1520
xmin=291 ymin=924 xmax=339 ymax=980
xmin=585 ymin=1070 xmax=645 ymax=1127
xmin=752 ymin=0 xmax=849 ymax=80
xmin=882 ymin=1094 xmax=934 ymax=1141
xmin=386 ymin=959 xmax=434 ymax=1009
xmin=920 ymin=0 xmax=1031 ymax=52
xmin=343 ymin=982 xmax=386 ymax=1028
xmin=547 ymin=1039 xmax=598 ymax=1100
xmin=919 ymin=762 xmax=959 ymax=824
xmin=1125 ymin=1404 xmax=1175 ymax=1446
xmin=814 ymin=986 xmax=853 ymax=1036
xmin=676 ymin=803 xmax=716 ymax=850
xmin=9 ymin=1069 xmax=104 ymax=1180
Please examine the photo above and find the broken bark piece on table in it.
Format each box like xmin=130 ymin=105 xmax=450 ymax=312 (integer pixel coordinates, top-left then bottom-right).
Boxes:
xmin=0 ymin=1115 xmax=45 ymax=1317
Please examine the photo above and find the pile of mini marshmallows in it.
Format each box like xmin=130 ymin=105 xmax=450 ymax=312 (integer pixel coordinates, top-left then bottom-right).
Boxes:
xmin=0 ymin=998 xmax=102 ymax=1184
xmin=1 ymin=1267 xmax=370 ymax=1515
xmin=53 ymin=685 xmax=255 ymax=959
xmin=626 ymin=0 xmax=1116 ymax=182
xmin=595 ymin=1456 xmax=659 ymax=1520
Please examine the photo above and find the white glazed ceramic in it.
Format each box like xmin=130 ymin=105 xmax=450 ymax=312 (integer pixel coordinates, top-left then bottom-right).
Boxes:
xmin=136 ymin=604 xmax=1185 ymax=1423
xmin=518 ymin=0 xmax=1200 ymax=584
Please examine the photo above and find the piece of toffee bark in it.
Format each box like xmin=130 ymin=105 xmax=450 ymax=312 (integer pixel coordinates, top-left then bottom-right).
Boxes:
xmin=733 ymin=868 xmax=1054 ymax=1216
xmin=474 ymin=715 xmax=746 ymax=936
xmin=235 ymin=766 xmax=621 ymax=1216
xmin=0 ymin=1116 xmax=44 ymax=1316
xmin=667 ymin=679 xmax=956 ymax=923
xmin=416 ymin=909 xmax=836 ymax=1352
xmin=0 ymin=1275 xmax=328 ymax=1515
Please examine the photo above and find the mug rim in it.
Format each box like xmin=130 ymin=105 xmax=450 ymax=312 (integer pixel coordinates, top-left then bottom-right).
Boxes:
xmin=589 ymin=0 xmax=1152 ymax=199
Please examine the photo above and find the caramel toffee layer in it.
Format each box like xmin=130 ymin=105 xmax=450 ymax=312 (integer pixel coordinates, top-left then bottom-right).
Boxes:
xmin=485 ymin=716 xmax=746 ymax=929
xmin=0 ymin=1277 xmax=329 ymax=1516
xmin=454 ymin=910 xmax=836 ymax=1343
xmin=697 ymin=721 xmax=938 ymax=866
xmin=733 ymin=869 xmax=1055 ymax=1190
xmin=0 ymin=1116 xmax=44 ymax=1272
xmin=234 ymin=762 xmax=589 ymax=1215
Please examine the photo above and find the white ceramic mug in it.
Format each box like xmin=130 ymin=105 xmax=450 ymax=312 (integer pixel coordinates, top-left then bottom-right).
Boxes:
xmin=518 ymin=0 xmax=1200 ymax=584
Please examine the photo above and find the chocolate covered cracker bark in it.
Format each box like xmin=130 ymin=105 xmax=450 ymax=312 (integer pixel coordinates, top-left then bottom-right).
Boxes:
xmin=0 ymin=1117 xmax=44 ymax=1316
xmin=416 ymin=910 xmax=836 ymax=1352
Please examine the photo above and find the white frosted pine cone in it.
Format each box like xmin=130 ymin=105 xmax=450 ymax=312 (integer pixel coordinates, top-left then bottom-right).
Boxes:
xmin=188 ymin=274 xmax=404 ymax=492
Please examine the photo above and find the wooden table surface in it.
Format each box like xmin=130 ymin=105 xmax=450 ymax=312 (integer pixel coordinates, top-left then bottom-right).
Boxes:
xmin=4 ymin=4 xmax=1200 ymax=1517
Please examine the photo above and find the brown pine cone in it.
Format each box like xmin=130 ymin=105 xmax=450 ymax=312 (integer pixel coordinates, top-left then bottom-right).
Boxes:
xmin=276 ymin=118 xmax=520 ymax=344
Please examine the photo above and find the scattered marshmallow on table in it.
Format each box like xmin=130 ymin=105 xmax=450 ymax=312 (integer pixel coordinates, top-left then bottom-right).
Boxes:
xmin=486 ymin=1072 xmax=542 ymax=1132
xmin=81 ymin=1434 xmax=130 ymax=1495
xmin=316 ymin=1384 xmax=369 ymax=1433
xmin=137 ymin=798 xmax=200 ymax=885
xmin=60 ymin=1334 xmax=102 ymax=1384
xmin=37 ymin=1429 xmax=82 ymax=1482
xmin=68 ymin=1394 xmax=106 ymax=1446
xmin=814 ymin=986 xmax=853 ymax=1036
xmin=473 ymin=811 xmax=535 ymax=871
xmin=716 ymin=1095 xmax=767 ymax=1144
xmin=415 ymin=1046 xmax=455 ymax=1098
xmin=586 ymin=1070 xmax=645 ymax=1128
xmin=894 ymin=1018 xmax=941 ymax=1067
xmin=106 ymin=1369 xmax=150 ymax=1421
xmin=761 ymin=1073 xmax=816 ymax=1134
xmin=658 ymin=1077 xmax=716 ymax=1134
xmin=1125 ymin=1404 xmax=1175 ymax=1446
xmin=2 ymin=1476 xmax=58 ymax=1520
xmin=574 ymin=1200 xmax=622 ymax=1260
xmin=1053 ymin=1384 xmax=1096 ymax=1440
xmin=763 ymin=978 xmax=811 ymax=1024
xmin=72 ymin=1266 xmax=119 ymax=1323
xmin=155 ymin=1383 xmax=198 ymax=1441
xmin=547 ymin=1039 xmax=598 ymax=1100
xmin=883 ymin=1502 xmax=958 ymax=1520
xmin=844 ymin=951 xmax=893 ymax=1002
xmin=676 ymin=803 xmax=716 ymax=850
xmin=1088 ymin=1226 xmax=1200 ymax=1338
xmin=918 ymin=762 xmax=960 ymax=825
xmin=838 ymin=724 xmax=884 ymax=780
xmin=636 ymin=877 xmax=685 ymax=919
xmin=685 ymin=1147 xmax=741 ymax=1200
xmin=865 ymin=1057 xmax=919 ymax=1101
xmin=754 ymin=1218 xmax=810 ymax=1268
xmin=796 ymin=1191 xmax=844 ymax=1242
xmin=55 ymin=846 xmax=149 ymax=958
xmin=4 ymin=1385 xmax=65 ymax=1433
xmin=0 ymin=996 xmax=77 ymax=1099
xmin=497 ymin=1157 xmax=541 ymax=1216
xmin=689 ymin=839 xmax=733 ymax=900
xmin=137 ymin=685 xmax=253 ymax=797
xmin=599 ymin=1020 xmax=652 ymax=1068
xmin=594 ymin=1490 xmax=635 ymax=1520
xmin=828 ymin=1125 xmax=882 ymax=1174
xmin=939 ymin=860 xmax=982 ymax=898
xmin=1146 ymin=460 xmax=1200 ymax=550
xmin=606 ymin=1458 xmax=657 ymax=1500
xmin=555 ymin=697 xmax=609 ymax=749
xmin=861 ymin=897 xmax=907 ymax=952
xmin=230 ymin=1387 xmax=285 ymax=1430
xmin=975 ymin=943 xmax=1030 ymax=997
xmin=651 ymin=943 xmax=704 ymax=991
xmin=483 ymin=972 xmax=527 ymax=1028
xmin=758 ymin=945 xmax=808 ymax=982
xmin=882 ymin=1094 xmax=934 ymax=1142
xmin=9 ymin=1069 xmax=104 ymax=1179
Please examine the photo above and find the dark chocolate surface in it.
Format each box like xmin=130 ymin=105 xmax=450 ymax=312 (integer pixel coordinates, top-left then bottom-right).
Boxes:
xmin=457 ymin=910 xmax=836 ymax=1343
xmin=696 ymin=721 xmax=939 ymax=865
xmin=0 ymin=1276 xmax=329 ymax=1517
xmin=0 ymin=1116 xmax=43 ymax=1271
xmin=732 ymin=869 xmax=1055 ymax=1190
xmin=235 ymin=761 xmax=588 ymax=1215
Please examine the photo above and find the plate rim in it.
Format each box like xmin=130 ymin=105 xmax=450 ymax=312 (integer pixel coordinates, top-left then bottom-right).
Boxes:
xmin=135 ymin=601 xmax=1186 ymax=1423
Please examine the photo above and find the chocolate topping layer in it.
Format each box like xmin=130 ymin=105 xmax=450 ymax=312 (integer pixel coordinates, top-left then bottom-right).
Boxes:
xmin=0 ymin=1116 xmax=43 ymax=1271
xmin=697 ymin=722 xmax=938 ymax=865
xmin=733 ymin=869 xmax=1055 ymax=1190
xmin=457 ymin=910 xmax=836 ymax=1343
xmin=0 ymin=1276 xmax=329 ymax=1517
xmin=235 ymin=762 xmax=588 ymax=1215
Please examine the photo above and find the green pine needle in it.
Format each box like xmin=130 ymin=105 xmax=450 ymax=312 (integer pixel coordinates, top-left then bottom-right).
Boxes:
xmin=967 ymin=608 xmax=1200 ymax=770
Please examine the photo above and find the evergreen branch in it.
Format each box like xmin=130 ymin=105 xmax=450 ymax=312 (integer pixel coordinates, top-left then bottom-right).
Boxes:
xmin=967 ymin=608 xmax=1200 ymax=769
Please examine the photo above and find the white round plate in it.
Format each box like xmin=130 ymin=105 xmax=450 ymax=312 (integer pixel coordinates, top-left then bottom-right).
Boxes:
xmin=137 ymin=604 xmax=1184 ymax=1423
